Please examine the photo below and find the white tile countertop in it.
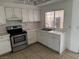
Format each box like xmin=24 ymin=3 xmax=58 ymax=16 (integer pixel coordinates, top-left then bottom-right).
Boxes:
xmin=39 ymin=29 xmax=64 ymax=35
xmin=0 ymin=32 xmax=10 ymax=36
xmin=48 ymin=30 xmax=64 ymax=35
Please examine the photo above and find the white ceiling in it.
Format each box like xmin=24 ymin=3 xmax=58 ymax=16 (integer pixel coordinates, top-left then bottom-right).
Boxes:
xmin=0 ymin=0 xmax=63 ymax=6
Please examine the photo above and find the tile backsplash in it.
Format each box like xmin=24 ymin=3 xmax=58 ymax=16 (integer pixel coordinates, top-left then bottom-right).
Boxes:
xmin=0 ymin=22 xmax=41 ymax=34
xmin=22 ymin=22 xmax=41 ymax=31
xmin=0 ymin=24 xmax=7 ymax=33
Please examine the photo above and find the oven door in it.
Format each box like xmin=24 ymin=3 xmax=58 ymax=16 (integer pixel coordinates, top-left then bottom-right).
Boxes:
xmin=11 ymin=34 xmax=27 ymax=47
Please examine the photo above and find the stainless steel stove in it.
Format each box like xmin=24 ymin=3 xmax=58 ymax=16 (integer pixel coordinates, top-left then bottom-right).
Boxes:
xmin=6 ymin=25 xmax=28 ymax=52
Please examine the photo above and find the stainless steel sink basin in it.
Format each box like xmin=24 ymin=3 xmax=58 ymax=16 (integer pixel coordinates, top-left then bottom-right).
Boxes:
xmin=41 ymin=28 xmax=53 ymax=31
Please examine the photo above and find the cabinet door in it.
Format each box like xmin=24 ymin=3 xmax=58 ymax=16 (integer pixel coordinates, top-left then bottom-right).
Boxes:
xmin=14 ymin=8 xmax=22 ymax=19
xmin=5 ymin=7 xmax=13 ymax=20
xmin=47 ymin=38 xmax=60 ymax=52
xmin=27 ymin=30 xmax=37 ymax=45
xmin=22 ymin=8 xmax=29 ymax=22
xmin=34 ymin=8 xmax=40 ymax=22
xmin=0 ymin=6 xmax=6 ymax=25
xmin=28 ymin=6 xmax=34 ymax=22
xmin=0 ymin=40 xmax=11 ymax=55
xmin=37 ymin=30 xmax=48 ymax=46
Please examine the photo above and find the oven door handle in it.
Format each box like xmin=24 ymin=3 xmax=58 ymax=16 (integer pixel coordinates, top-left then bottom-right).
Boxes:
xmin=12 ymin=33 xmax=26 ymax=37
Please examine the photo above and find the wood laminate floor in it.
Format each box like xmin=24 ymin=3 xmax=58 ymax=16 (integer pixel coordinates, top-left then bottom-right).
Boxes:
xmin=0 ymin=43 xmax=79 ymax=59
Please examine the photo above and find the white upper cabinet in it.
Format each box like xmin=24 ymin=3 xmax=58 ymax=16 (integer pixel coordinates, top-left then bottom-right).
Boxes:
xmin=28 ymin=6 xmax=34 ymax=22
xmin=22 ymin=5 xmax=40 ymax=22
xmin=14 ymin=8 xmax=22 ymax=19
xmin=22 ymin=6 xmax=34 ymax=22
xmin=5 ymin=7 xmax=22 ymax=20
xmin=22 ymin=8 xmax=29 ymax=22
xmin=0 ymin=6 xmax=6 ymax=25
xmin=28 ymin=6 xmax=40 ymax=22
xmin=5 ymin=7 xmax=13 ymax=20
xmin=5 ymin=5 xmax=40 ymax=22
xmin=33 ymin=8 xmax=40 ymax=22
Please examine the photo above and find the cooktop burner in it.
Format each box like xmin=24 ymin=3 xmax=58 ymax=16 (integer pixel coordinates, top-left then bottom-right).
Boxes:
xmin=10 ymin=31 xmax=27 ymax=36
xmin=6 ymin=25 xmax=27 ymax=36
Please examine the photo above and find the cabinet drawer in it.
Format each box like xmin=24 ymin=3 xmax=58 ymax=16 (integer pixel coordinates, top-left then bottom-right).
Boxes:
xmin=0 ymin=40 xmax=11 ymax=55
xmin=0 ymin=35 xmax=10 ymax=42
xmin=2 ymin=35 xmax=9 ymax=39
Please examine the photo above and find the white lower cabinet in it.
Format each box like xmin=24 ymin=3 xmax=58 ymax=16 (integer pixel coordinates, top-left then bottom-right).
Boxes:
xmin=0 ymin=34 xmax=11 ymax=55
xmin=37 ymin=30 xmax=65 ymax=54
xmin=47 ymin=39 xmax=60 ymax=52
xmin=27 ymin=30 xmax=37 ymax=45
xmin=0 ymin=40 xmax=11 ymax=55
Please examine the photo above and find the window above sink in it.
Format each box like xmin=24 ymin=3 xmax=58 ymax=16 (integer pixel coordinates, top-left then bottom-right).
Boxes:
xmin=45 ymin=10 xmax=64 ymax=31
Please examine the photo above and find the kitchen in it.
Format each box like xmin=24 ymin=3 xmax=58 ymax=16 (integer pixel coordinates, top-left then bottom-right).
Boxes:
xmin=0 ymin=0 xmax=79 ymax=59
